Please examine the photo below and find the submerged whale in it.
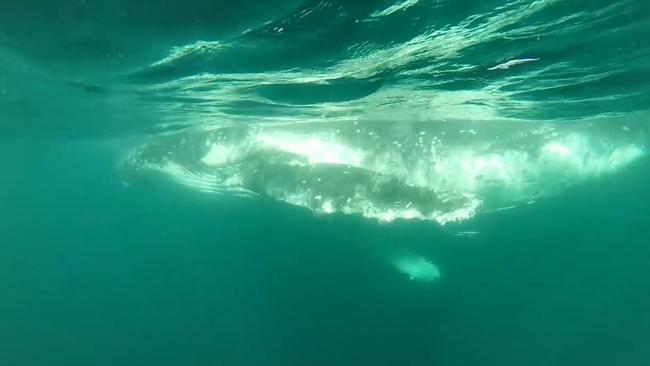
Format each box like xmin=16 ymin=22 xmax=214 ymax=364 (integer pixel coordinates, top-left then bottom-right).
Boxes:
xmin=392 ymin=252 xmax=442 ymax=282
xmin=122 ymin=118 xmax=646 ymax=224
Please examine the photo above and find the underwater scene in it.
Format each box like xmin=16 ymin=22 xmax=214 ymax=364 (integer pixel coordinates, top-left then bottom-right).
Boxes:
xmin=1 ymin=0 xmax=650 ymax=365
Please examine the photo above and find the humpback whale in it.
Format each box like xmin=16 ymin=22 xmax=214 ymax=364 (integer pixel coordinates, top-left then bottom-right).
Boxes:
xmin=122 ymin=118 xmax=646 ymax=225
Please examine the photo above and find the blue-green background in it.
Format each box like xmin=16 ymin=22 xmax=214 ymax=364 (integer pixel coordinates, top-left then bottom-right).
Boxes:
xmin=2 ymin=0 xmax=650 ymax=365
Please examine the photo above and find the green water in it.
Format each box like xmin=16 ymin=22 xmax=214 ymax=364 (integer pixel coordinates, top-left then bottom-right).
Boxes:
xmin=1 ymin=0 xmax=650 ymax=365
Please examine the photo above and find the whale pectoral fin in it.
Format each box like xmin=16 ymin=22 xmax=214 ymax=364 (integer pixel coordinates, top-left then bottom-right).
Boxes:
xmin=392 ymin=251 xmax=442 ymax=283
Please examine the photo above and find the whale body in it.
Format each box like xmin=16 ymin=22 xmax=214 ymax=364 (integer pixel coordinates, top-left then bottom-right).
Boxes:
xmin=122 ymin=118 xmax=646 ymax=224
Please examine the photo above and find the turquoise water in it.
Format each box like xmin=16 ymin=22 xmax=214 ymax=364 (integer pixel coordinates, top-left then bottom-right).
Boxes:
xmin=2 ymin=1 xmax=650 ymax=365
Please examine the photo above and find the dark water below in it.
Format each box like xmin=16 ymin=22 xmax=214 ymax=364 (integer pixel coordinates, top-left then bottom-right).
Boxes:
xmin=2 ymin=138 xmax=650 ymax=365
xmin=2 ymin=0 xmax=650 ymax=365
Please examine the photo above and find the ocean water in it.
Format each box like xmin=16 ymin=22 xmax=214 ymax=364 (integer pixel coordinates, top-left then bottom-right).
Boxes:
xmin=1 ymin=0 xmax=650 ymax=365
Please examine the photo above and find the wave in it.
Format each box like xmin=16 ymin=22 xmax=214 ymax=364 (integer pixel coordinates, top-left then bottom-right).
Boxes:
xmin=128 ymin=0 xmax=650 ymax=129
xmin=2 ymin=0 xmax=649 ymax=137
